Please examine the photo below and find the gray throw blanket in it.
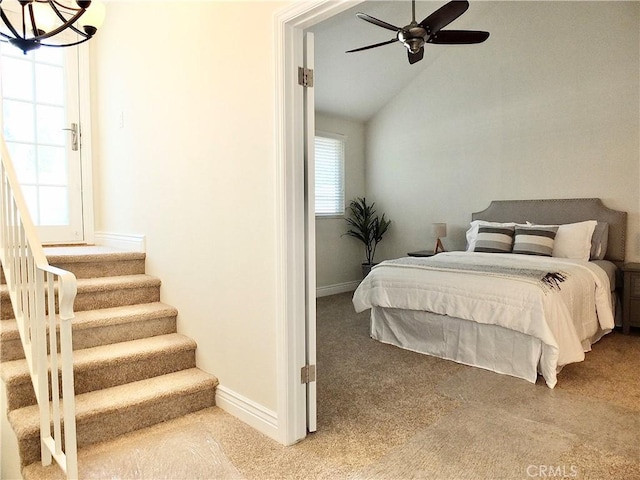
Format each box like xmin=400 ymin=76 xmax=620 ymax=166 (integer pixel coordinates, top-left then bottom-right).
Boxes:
xmin=382 ymin=256 xmax=569 ymax=293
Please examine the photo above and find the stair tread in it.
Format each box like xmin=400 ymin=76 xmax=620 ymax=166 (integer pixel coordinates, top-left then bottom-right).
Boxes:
xmin=75 ymin=274 xmax=160 ymax=292
xmin=9 ymin=368 xmax=218 ymax=438
xmin=1 ymin=333 xmax=196 ymax=382
xmin=44 ymin=246 xmax=145 ymax=264
xmin=1 ymin=275 xmax=160 ymax=293
xmin=0 ymin=302 xmax=178 ymax=340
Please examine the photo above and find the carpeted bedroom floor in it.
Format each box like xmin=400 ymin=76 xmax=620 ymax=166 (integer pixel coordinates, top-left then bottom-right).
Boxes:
xmin=24 ymin=292 xmax=640 ymax=480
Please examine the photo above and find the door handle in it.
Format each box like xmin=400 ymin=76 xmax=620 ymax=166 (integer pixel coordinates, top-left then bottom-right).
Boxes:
xmin=62 ymin=123 xmax=78 ymax=151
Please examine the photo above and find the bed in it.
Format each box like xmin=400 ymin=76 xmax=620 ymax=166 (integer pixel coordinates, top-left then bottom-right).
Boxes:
xmin=352 ymin=198 xmax=627 ymax=388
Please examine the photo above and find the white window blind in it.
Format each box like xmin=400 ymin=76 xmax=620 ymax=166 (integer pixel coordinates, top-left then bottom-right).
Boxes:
xmin=315 ymin=133 xmax=345 ymax=216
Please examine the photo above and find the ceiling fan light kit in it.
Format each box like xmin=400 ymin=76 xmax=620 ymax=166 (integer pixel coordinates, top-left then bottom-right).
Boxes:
xmin=347 ymin=0 xmax=489 ymax=65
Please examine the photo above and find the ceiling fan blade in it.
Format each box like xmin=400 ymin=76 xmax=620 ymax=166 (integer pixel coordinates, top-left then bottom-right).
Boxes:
xmin=408 ymin=48 xmax=424 ymax=65
xmin=346 ymin=38 xmax=398 ymax=53
xmin=429 ymin=30 xmax=490 ymax=44
xmin=420 ymin=0 xmax=469 ymax=33
xmin=356 ymin=12 xmax=400 ymax=32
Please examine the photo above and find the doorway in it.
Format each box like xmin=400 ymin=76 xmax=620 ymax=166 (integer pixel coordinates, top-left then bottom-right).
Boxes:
xmin=0 ymin=42 xmax=94 ymax=244
xmin=274 ymin=0 xmax=366 ymax=447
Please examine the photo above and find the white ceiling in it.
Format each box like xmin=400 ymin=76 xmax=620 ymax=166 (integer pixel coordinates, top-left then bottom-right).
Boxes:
xmin=308 ymin=1 xmax=496 ymax=122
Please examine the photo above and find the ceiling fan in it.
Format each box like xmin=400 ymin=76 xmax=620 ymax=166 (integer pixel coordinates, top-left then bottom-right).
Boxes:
xmin=346 ymin=0 xmax=489 ymax=65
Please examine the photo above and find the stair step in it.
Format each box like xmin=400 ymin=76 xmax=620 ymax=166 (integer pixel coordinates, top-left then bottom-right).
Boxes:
xmin=9 ymin=368 xmax=218 ymax=468
xmin=44 ymin=246 xmax=146 ymax=279
xmin=1 ymin=302 xmax=178 ymax=362
xmin=0 ymin=247 xmax=145 ymax=285
xmin=73 ymin=274 xmax=162 ymax=312
xmin=0 ymin=274 xmax=161 ymax=320
xmin=1 ymin=333 xmax=197 ymax=410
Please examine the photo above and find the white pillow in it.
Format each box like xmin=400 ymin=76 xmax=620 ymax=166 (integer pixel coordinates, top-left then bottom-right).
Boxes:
xmin=590 ymin=222 xmax=609 ymax=260
xmin=526 ymin=220 xmax=597 ymax=261
xmin=466 ymin=220 xmax=521 ymax=251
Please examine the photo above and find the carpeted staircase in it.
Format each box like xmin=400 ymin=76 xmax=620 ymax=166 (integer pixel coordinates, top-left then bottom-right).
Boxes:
xmin=0 ymin=246 xmax=219 ymax=475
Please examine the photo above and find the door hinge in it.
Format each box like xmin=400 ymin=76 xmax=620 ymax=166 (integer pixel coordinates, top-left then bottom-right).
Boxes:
xmin=298 ymin=67 xmax=314 ymax=87
xmin=301 ymin=364 xmax=316 ymax=384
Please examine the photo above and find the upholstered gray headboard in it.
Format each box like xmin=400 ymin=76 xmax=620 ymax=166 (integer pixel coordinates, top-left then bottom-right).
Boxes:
xmin=472 ymin=198 xmax=627 ymax=263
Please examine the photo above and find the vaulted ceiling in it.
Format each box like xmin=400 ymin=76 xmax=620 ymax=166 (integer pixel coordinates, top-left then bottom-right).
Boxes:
xmin=308 ymin=1 xmax=496 ymax=122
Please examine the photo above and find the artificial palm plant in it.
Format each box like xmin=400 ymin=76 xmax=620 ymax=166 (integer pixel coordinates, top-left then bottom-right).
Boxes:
xmin=344 ymin=197 xmax=391 ymax=274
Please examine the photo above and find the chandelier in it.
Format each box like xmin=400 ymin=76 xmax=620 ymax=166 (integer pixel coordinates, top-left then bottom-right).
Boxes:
xmin=0 ymin=0 xmax=105 ymax=55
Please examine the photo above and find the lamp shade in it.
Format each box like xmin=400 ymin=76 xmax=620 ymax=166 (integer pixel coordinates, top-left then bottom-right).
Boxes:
xmin=431 ymin=223 xmax=447 ymax=238
xmin=82 ymin=0 xmax=106 ymax=30
xmin=31 ymin=2 xmax=58 ymax=33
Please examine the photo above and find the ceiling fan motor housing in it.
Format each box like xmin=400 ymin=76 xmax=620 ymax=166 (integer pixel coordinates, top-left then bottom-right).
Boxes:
xmin=398 ymin=23 xmax=427 ymax=53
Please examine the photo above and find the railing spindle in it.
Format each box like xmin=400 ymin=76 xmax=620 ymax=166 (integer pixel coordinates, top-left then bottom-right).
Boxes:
xmin=48 ymin=272 xmax=63 ymax=455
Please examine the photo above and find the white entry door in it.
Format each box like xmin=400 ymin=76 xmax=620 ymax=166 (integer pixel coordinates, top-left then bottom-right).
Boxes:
xmin=0 ymin=43 xmax=84 ymax=244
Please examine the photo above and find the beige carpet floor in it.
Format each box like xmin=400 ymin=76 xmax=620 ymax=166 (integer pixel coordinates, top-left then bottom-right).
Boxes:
xmin=23 ymin=292 xmax=640 ymax=480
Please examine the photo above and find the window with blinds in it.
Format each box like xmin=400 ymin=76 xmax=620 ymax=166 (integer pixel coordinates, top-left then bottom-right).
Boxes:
xmin=314 ymin=133 xmax=345 ymax=216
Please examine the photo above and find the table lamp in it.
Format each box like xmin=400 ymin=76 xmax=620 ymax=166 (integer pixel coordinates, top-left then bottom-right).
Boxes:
xmin=432 ymin=223 xmax=447 ymax=253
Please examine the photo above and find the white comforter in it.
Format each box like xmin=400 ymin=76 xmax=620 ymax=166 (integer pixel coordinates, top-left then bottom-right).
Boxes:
xmin=352 ymin=252 xmax=614 ymax=387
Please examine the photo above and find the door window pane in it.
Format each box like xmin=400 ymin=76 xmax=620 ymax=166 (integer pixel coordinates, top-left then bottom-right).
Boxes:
xmin=39 ymin=186 xmax=68 ymax=225
xmin=3 ymin=100 xmax=35 ymax=142
xmin=6 ymin=143 xmax=37 ymax=184
xmin=34 ymin=47 xmax=63 ymax=65
xmin=1 ymin=57 xmax=33 ymax=101
xmin=35 ymin=64 xmax=64 ymax=105
xmin=21 ymin=186 xmax=39 ymax=223
xmin=36 ymin=104 xmax=65 ymax=145
xmin=37 ymin=146 xmax=67 ymax=185
xmin=38 ymin=146 xmax=67 ymax=186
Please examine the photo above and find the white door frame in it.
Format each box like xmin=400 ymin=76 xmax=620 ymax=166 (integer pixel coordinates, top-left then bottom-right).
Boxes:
xmin=274 ymin=0 xmax=365 ymax=446
xmin=77 ymin=44 xmax=95 ymax=245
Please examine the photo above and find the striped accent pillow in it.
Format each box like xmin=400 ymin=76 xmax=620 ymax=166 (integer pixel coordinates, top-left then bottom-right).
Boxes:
xmin=473 ymin=226 xmax=515 ymax=253
xmin=512 ymin=226 xmax=559 ymax=256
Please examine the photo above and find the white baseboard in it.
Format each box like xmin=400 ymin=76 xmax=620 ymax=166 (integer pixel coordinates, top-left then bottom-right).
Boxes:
xmin=215 ymin=385 xmax=279 ymax=442
xmin=316 ymin=280 xmax=360 ymax=298
xmin=94 ymin=232 xmax=146 ymax=252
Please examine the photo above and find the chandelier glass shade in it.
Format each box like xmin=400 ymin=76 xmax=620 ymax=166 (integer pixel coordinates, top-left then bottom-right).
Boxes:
xmin=0 ymin=0 xmax=105 ymax=55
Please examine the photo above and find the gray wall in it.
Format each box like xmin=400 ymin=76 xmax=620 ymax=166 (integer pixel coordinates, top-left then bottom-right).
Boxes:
xmin=315 ymin=113 xmax=366 ymax=292
xmin=366 ymin=1 xmax=640 ymax=262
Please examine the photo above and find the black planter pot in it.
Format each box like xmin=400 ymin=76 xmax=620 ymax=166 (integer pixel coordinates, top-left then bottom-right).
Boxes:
xmin=361 ymin=263 xmax=377 ymax=278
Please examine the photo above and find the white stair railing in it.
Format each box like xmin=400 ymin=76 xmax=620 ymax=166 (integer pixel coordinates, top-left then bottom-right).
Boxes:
xmin=0 ymin=135 xmax=79 ymax=479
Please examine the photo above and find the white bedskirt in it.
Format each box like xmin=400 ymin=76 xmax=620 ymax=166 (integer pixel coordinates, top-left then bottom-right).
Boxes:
xmin=370 ymin=307 xmax=606 ymax=386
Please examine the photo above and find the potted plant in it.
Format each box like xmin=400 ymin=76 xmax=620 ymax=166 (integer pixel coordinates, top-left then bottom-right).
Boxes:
xmin=344 ymin=197 xmax=391 ymax=277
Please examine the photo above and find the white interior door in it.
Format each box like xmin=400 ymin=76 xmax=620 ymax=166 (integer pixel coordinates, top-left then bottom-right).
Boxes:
xmin=0 ymin=43 xmax=84 ymax=244
xmin=303 ymin=31 xmax=317 ymax=433
xmin=276 ymin=0 xmax=365 ymax=446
